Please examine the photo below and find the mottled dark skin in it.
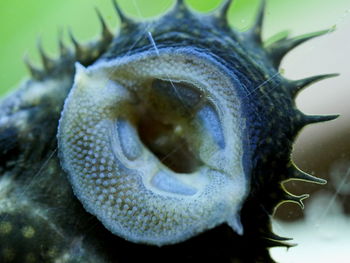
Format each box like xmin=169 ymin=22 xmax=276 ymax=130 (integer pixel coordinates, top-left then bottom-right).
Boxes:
xmin=0 ymin=1 xmax=337 ymax=262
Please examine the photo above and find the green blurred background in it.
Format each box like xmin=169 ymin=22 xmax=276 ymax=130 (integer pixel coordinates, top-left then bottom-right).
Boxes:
xmin=0 ymin=0 xmax=349 ymax=96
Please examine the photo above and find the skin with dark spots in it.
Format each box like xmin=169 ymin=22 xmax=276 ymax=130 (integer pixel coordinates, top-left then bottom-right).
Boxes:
xmin=0 ymin=1 xmax=336 ymax=262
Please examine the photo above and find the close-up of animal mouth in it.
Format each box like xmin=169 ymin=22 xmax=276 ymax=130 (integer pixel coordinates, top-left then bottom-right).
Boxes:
xmin=0 ymin=0 xmax=348 ymax=262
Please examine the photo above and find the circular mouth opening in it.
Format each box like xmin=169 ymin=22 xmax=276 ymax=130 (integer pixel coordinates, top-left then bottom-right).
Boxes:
xmin=135 ymin=79 xmax=204 ymax=174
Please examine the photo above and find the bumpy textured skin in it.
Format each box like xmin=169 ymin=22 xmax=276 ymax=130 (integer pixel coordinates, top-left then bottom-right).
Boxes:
xmin=0 ymin=0 xmax=337 ymax=262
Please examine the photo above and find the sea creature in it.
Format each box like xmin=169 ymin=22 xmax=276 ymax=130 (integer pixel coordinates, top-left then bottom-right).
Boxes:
xmin=0 ymin=0 xmax=338 ymax=262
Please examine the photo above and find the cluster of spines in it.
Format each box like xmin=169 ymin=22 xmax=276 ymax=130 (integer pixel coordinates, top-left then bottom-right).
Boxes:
xmin=24 ymin=8 xmax=114 ymax=81
xmin=235 ymin=0 xmax=338 ymax=247
xmin=24 ymin=0 xmax=339 ymax=250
